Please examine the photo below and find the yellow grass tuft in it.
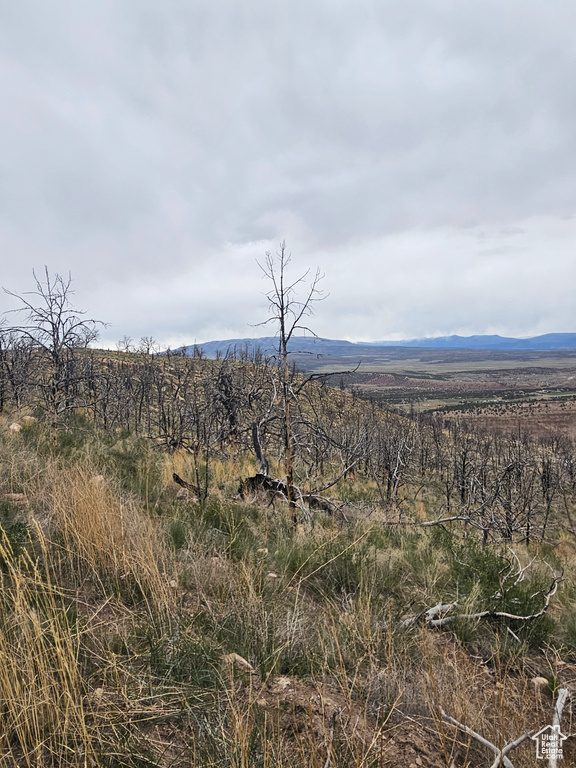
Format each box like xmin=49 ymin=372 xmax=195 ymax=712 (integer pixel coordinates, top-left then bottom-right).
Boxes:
xmin=0 ymin=530 xmax=96 ymax=766
xmin=49 ymin=464 xmax=175 ymax=617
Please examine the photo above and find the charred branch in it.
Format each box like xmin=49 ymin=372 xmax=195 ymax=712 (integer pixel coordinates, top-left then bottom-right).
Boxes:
xmin=172 ymin=473 xmax=200 ymax=497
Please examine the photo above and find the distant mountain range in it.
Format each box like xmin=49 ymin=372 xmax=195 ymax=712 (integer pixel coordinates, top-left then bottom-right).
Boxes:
xmin=369 ymin=333 xmax=576 ymax=350
xmin=177 ymin=333 xmax=576 ymax=358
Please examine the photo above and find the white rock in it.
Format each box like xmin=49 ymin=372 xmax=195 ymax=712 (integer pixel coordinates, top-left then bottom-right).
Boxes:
xmin=222 ymin=653 xmax=256 ymax=673
xmin=272 ymin=676 xmax=292 ymax=691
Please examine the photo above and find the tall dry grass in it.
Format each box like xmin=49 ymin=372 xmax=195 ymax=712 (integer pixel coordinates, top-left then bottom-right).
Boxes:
xmin=49 ymin=465 xmax=176 ymax=618
xmin=0 ymin=529 xmax=97 ymax=767
xmin=0 ymin=461 xmax=183 ymax=766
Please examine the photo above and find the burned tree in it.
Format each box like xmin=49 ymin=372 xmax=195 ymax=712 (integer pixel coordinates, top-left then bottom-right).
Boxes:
xmin=256 ymin=242 xmax=325 ymax=507
xmin=3 ymin=268 xmax=104 ymax=434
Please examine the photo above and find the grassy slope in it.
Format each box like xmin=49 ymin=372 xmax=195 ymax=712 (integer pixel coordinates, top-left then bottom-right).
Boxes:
xmin=0 ymin=413 xmax=575 ymax=766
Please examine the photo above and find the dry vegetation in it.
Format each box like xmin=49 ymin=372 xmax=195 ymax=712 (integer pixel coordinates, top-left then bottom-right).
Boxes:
xmin=2 ymin=271 xmax=576 ymax=765
xmin=1 ymin=382 xmax=576 ymax=767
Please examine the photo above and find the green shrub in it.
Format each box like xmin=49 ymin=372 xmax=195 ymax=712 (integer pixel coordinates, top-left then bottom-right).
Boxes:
xmin=437 ymin=532 xmax=556 ymax=648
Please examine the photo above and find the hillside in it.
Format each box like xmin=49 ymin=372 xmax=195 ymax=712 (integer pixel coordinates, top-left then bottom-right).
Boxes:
xmin=0 ymin=349 xmax=575 ymax=766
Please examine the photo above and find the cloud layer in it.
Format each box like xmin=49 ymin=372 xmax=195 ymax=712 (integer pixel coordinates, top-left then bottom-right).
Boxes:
xmin=1 ymin=1 xmax=575 ymax=344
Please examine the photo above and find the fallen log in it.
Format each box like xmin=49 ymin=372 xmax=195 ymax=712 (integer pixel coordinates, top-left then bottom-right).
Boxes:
xmin=239 ymin=473 xmax=336 ymax=515
xmin=239 ymin=473 xmax=288 ymax=501
xmin=402 ymin=567 xmax=562 ymax=629
xmin=172 ymin=473 xmax=200 ymax=498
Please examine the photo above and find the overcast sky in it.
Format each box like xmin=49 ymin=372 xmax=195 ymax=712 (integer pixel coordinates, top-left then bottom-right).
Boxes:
xmin=1 ymin=0 xmax=575 ymax=346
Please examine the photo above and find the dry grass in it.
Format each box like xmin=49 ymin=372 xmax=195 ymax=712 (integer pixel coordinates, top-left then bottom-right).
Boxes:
xmin=0 ymin=530 xmax=97 ymax=766
xmin=49 ymin=464 xmax=176 ymax=618
xmin=0 ymin=412 xmax=575 ymax=766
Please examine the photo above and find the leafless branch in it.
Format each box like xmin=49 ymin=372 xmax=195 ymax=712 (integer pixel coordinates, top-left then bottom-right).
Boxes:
xmin=439 ymin=707 xmax=534 ymax=768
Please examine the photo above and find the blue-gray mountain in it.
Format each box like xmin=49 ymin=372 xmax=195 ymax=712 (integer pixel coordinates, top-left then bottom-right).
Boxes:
xmin=177 ymin=333 xmax=576 ymax=359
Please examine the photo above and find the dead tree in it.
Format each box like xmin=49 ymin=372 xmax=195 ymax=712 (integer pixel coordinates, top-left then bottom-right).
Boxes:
xmin=2 ymin=269 xmax=104 ymax=435
xmin=402 ymin=560 xmax=562 ymax=630
xmin=256 ymin=242 xmax=324 ymax=511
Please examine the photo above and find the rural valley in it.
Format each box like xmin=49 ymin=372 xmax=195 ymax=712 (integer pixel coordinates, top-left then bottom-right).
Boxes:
xmin=314 ymin=347 xmax=576 ymax=439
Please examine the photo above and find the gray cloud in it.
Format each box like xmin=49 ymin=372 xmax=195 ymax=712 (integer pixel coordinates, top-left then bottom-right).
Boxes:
xmin=1 ymin=1 xmax=575 ymax=344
